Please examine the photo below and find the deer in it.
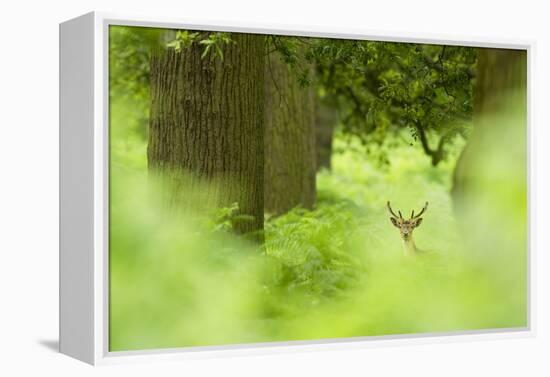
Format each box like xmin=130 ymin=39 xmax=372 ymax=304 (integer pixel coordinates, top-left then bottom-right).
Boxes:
xmin=387 ymin=201 xmax=428 ymax=256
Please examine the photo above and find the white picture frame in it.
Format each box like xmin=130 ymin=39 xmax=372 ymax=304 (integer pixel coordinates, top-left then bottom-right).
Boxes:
xmin=59 ymin=11 xmax=536 ymax=365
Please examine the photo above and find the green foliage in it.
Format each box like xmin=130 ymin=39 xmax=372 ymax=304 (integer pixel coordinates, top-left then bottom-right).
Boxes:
xmin=263 ymin=202 xmax=365 ymax=300
xmin=109 ymin=25 xmax=166 ymax=103
xmin=267 ymin=35 xmax=313 ymax=87
xmin=167 ymin=31 xmax=234 ymax=61
xmin=270 ymin=36 xmax=476 ymax=165
xmin=166 ymin=30 xmax=199 ymax=51
xmin=109 ymin=171 xmax=266 ymax=349
xmin=109 ymin=26 xmax=168 ymax=146
xmin=199 ymin=32 xmax=234 ymax=60
xmin=207 ymin=202 xmax=241 ymax=232
xmin=207 ymin=202 xmax=257 ymax=234
xmin=112 ymin=25 xmax=476 ymax=166
xmin=109 ymin=131 xmax=526 ymax=350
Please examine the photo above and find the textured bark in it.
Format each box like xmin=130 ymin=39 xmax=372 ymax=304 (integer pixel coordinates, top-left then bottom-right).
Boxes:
xmin=264 ymin=53 xmax=316 ymax=215
xmin=148 ymin=33 xmax=265 ymax=236
xmin=314 ymin=98 xmax=338 ymax=171
xmin=472 ymin=49 xmax=527 ymax=117
xmin=452 ymin=48 xmax=527 ymax=203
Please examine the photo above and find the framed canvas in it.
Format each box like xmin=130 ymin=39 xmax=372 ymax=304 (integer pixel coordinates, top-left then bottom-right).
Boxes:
xmin=59 ymin=11 xmax=535 ymax=365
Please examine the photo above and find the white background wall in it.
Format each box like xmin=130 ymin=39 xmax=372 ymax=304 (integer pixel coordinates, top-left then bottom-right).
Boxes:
xmin=0 ymin=0 xmax=548 ymax=375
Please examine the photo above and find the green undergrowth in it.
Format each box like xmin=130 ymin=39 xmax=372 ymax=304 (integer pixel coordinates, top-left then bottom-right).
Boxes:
xmin=109 ymin=131 xmax=526 ymax=351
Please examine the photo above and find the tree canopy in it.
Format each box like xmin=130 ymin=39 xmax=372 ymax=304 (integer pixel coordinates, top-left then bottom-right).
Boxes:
xmin=110 ymin=28 xmax=477 ymax=167
xmin=274 ymin=37 xmax=477 ymax=165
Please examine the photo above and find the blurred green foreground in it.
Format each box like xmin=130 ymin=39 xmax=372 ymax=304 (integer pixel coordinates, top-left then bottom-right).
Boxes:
xmin=109 ymin=112 xmax=526 ymax=351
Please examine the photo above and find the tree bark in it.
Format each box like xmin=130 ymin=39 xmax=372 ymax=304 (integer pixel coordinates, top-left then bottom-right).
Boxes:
xmin=315 ymin=97 xmax=338 ymax=171
xmin=148 ymin=33 xmax=265 ymax=237
xmin=264 ymin=53 xmax=316 ymax=215
xmin=451 ymin=48 xmax=527 ymax=204
xmin=449 ymin=48 xmax=527 ymax=326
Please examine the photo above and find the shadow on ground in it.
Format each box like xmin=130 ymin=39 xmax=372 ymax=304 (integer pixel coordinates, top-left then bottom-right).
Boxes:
xmin=38 ymin=339 xmax=59 ymax=352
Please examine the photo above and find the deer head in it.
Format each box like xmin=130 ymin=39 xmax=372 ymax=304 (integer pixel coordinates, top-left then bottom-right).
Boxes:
xmin=387 ymin=201 xmax=428 ymax=242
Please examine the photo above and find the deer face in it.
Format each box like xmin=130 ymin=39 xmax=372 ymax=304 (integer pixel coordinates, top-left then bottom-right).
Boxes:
xmin=390 ymin=217 xmax=423 ymax=240
xmin=387 ymin=201 xmax=428 ymax=241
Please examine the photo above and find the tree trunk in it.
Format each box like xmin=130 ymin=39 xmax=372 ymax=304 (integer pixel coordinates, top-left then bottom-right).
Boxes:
xmin=451 ymin=48 xmax=527 ymax=204
xmin=264 ymin=53 xmax=316 ymax=215
xmin=315 ymin=97 xmax=338 ymax=171
xmin=148 ymin=33 xmax=265 ymax=237
xmin=449 ymin=48 xmax=527 ymax=327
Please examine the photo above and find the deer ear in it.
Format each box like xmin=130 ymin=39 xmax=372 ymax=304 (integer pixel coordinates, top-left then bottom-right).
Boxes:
xmin=414 ymin=218 xmax=423 ymax=227
xmin=390 ymin=217 xmax=399 ymax=227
